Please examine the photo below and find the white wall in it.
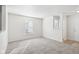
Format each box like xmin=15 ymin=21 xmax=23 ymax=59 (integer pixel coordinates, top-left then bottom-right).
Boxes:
xmin=0 ymin=31 xmax=8 ymax=53
xmin=43 ymin=15 xmax=63 ymax=42
xmin=8 ymin=13 xmax=42 ymax=42
xmin=67 ymin=14 xmax=79 ymax=41
xmin=62 ymin=15 xmax=67 ymax=41
xmin=0 ymin=6 xmax=8 ymax=54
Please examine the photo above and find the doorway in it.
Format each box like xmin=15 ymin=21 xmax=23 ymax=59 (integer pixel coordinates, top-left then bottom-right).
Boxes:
xmin=64 ymin=13 xmax=79 ymax=47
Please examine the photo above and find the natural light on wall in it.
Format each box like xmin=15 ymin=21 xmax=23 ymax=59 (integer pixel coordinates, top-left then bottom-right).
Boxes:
xmin=76 ymin=11 xmax=79 ymax=13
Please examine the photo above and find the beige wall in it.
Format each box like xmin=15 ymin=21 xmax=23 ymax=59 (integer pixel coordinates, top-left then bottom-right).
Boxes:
xmin=8 ymin=13 xmax=42 ymax=42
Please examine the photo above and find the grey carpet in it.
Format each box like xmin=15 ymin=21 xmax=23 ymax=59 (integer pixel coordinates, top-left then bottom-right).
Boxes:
xmin=6 ymin=38 xmax=79 ymax=54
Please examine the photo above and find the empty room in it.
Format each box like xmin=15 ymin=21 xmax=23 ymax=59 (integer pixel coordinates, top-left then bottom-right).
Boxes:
xmin=0 ymin=5 xmax=79 ymax=54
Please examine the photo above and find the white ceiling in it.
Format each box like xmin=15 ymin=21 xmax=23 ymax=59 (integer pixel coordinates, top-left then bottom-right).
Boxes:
xmin=7 ymin=5 xmax=79 ymax=18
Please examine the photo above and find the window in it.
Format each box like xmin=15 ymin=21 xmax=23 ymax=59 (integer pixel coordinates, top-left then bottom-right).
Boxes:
xmin=53 ymin=16 xmax=60 ymax=30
